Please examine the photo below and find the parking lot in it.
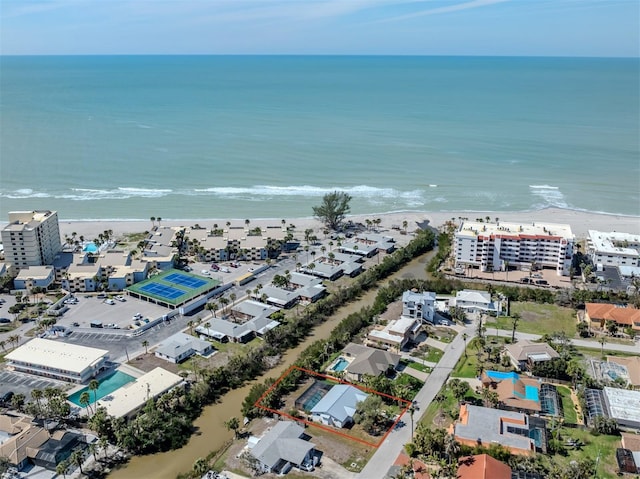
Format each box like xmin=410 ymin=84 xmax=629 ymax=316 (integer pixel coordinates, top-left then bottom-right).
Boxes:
xmin=0 ymin=370 xmax=69 ymax=403
xmin=58 ymin=294 xmax=169 ymax=331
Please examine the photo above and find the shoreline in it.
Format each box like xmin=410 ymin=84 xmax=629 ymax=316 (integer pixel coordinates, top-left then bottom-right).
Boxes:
xmin=31 ymin=207 xmax=640 ymax=240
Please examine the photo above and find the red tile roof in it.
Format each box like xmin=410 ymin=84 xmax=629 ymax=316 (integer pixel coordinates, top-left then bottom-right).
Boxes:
xmin=457 ymin=454 xmax=511 ymax=479
xmin=393 ymin=452 xmax=430 ymax=479
xmin=586 ymin=303 xmax=640 ymax=326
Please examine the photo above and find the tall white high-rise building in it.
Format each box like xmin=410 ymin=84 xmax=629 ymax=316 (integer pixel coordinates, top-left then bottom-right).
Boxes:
xmin=1 ymin=210 xmax=62 ymax=270
xmin=454 ymin=220 xmax=574 ymax=276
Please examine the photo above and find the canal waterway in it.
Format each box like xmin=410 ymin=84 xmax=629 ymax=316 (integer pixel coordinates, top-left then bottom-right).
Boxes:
xmin=109 ymin=250 xmax=435 ymax=479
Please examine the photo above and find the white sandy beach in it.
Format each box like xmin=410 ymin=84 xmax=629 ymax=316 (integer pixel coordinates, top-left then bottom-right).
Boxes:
xmin=48 ymin=208 xmax=640 ymax=242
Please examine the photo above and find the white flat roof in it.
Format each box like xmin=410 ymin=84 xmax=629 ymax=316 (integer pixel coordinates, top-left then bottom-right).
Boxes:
xmin=96 ymin=367 xmax=183 ymax=418
xmin=458 ymin=221 xmax=573 ymax=240
xmin=6 ymin=338 xmax=108 ymax=374
xmin=589 ymin=230 xmax=640 ymax=257
xmin=604 ymin=387 xmax=640 ymax=423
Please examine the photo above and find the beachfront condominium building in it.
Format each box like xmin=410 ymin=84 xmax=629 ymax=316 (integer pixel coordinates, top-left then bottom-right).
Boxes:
xmin=1 ymin=211 xmax=62 ymax=271
xmin=588 ymin=230 xmax=640 ymax=268
xmin=454 ymin=220 xmax=574 ymax=276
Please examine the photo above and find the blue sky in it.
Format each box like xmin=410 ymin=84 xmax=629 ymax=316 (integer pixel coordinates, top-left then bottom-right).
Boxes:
xmin=1 ymin=0 xmax=638 ymax=56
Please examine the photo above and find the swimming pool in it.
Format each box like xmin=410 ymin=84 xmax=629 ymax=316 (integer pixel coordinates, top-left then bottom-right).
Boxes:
xmin=68 ymin=371 xmax=135 ymax=407
xmin=331 ymin=357 xmax=349 ymax=372
xmin=486 ymin=370 xmax=519 ymax=381
xmin=82 ymin=243 xmax=98 ymax=253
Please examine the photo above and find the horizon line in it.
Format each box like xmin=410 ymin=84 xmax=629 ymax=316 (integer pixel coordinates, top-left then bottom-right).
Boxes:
xmin=1 ymin=53 xmax=638 ymax=59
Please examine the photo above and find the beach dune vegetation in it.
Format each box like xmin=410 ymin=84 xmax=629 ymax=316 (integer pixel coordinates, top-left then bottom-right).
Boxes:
xmin=313 ymin=191 xmax=352 ymax=230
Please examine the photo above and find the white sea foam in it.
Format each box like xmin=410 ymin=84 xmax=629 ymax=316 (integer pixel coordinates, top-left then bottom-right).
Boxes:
xmin=529 ymin=185 xmax=568 ymax=208
xmin=192 ymin=185 xmax=424 ymax=201
xmin=4 ymin=189 xmax=51 ymax=199
xmin=529 ymin=185 xmax=559 ymax=190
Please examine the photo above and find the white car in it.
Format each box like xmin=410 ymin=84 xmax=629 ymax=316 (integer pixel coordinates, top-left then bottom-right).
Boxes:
xmin=201 ymin=269 xmax=211 ymax=275
xmin=104 ymin=299 xmax=115 ymax=305
xmin=115 ymin=295 xmax=126 ymax=302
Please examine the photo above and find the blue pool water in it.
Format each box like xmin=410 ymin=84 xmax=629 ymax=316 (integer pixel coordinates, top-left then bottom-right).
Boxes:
xmin=486 ymin=371 xmax=519 ymax=381
xmin=68 ymin=371 xmax=135 ymax=407
xmin=524 ymin=385 xmax=539 ymax=401
xmin=331 ymin=357 xmax=349 ymax=372
xmin=82 ymin=243 xmax=98 ymax=253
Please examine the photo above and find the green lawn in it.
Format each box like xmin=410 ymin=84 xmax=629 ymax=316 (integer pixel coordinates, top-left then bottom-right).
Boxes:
xmin=419 ymin=381 xmax=480 ymax=428
xmin=556 ymin=385 xmax=578 ymax=424
xmin=452 ymin=337 xmax=509 ymax=378
xmin=549 ymin=428 xmax=621 ymax=479
xmin=405 ymin=360 xmax=432 ymax=373
xmin=411 ymin=345 xmax=443 ymax=364
xmin=485 ymin=301 xmax=577 ymax=336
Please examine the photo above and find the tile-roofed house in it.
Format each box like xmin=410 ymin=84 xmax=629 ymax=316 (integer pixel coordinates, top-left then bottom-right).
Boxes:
xmin=449 ymin=404 xmax=543 ymax=456
xmin=311 ymin=384 xmax=368 ymax=428
xmin=606 ymin=356 xmax=640 ymax=387
xmin=0 ymin=415 xmax=48 ymax=471
xmin=585 ymin=303 xmax=640 ymax=332
xmin=249 ymin=421 xmax=316 ymax=474
xmin=342 ymin=343 xmax=401 ymax=382
xmin=503 ymin=340 xmax=559 ymax=371
xmin=457 ymin=454 xmax=512 ymax=479
xmin=481 ymin=372 xmax=542 ymax=413
xmin=154 ymin=332 xmax=214 ymax=363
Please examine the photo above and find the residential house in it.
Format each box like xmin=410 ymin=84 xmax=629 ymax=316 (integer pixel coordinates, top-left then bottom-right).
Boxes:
xmin=402 ymin=290 xmax=436 ymax=323
xmin=196 ymin=315 xmax=280 ymax=343
xmin=248 ymin=421 xmax=316 ymax=474
xmin=457 ymin=454 xmax=512 ymax=479
xmin=0 ymin=415 xmax=84 ymax=472
xmin=342 ymin=343 xmax=401 ymax=382
xmin=288 ymin=272 xmax=327 ymax=302
xmin=251 ymin=285 xmax=299 ymax=309
xmin=449 ymin=404 xmax=546 ymax=456
xmin=503 ymin=340 xmax=560 ymax=371
xmin=311 ymin=384 xmax=369 ymax=428
xmin=480 ymin=371 xmax=559 ymax=416
xmin=450 ymin=289 xmax=502 ymax=316
xmin=231 ymin=300 xmax=280 ymax=323
xmin=154 ymin=332 xmax=214 ymax=363
xmin=604 ymin=356 xmax=640 ymax=388
xmin=585 ymin=303 xmax=640 ymax=333
xmin=367 ymin=316 xmax=421 ymax=352
xmin=584 ymin=387 xmax=640 ymax=430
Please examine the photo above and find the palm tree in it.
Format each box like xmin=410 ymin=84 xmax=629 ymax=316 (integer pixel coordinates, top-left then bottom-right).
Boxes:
xmin=142 ymin=340 xmax=149 ymax=354
xmin=157 ymin=216 xmax=162 ymax=226
xmin=462 ymin=333 xmax=468 ymax=358
xmin=0 ymin=340 xmax=5 ymax=351
xmin=88 ymin=379 xmax=100 ymax=414
xmin=599 ymin=336 xmax=607 ymax=356
xmin=150 ymin=217 xmax=156 ymax=227
xmin=511 ymin=313 xmax=520 ymax=343
xmin=79 ymin=391 xmax=91 ymax=412
xmin=224 ymin=416 xmax=240 ymax=438
xmin=31 ymin=389 xmax=43 ymax=416
xmin=402 ymin=220 xmax=408 ymax=234
xmin=56 ymin=460 xmax=68 ymax=479
xmin=444 ymin=434 xmax=459 ymax=465
xmin=70 ymin=450 xmax=84 ymax=475
xmin=187 ymin=320 xmax=194 ymax=335
xmin=193 ymin=457 xmax=208 ymax=475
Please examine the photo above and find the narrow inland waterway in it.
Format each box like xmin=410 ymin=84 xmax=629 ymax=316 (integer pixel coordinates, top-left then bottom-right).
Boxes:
xmin=109 ymin=250 xmax=436 ymax=479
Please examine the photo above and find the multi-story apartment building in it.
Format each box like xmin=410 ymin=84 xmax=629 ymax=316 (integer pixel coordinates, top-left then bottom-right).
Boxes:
xmin=454 ymin=221 xmax=574 ymax=276
xmin=588 ymin=230 xmax=640 ymax=268
xmin=1 ymin=211 xmax=62 ymax=271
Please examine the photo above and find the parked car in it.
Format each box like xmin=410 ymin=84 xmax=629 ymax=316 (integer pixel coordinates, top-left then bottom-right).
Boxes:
xmin=521 ymin=277 xmax=531 ymax=284
xmin=535 ymin=279 xmax=548 ymax=285
xmin=1 ymin=391 xmax=14 ymax=405
xmin=211 ymin=264 xmax=219 ymax=271
xmin=220 ymin=267 xmax=230 ymax=273
xmin=104 ymin=299 xmax=115 ymax=305
xmin=115 ymin=295 xmax=126 ymax=302
xmin=72 ymin=322 xmax=80 ymax=327
xmin=201 ymin=269 xmax=211 ymax=275
xmin=0 ymin=318 xmax=11 ymax=324
xmin=133 ymin=313 xmax=143 ymax=320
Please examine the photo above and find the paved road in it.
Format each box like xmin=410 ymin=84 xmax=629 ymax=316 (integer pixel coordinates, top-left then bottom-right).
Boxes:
xmin=492 ymin=329 xmax=640 ymax=354
xmin=357 ymin=324 xmax=474 ymax=479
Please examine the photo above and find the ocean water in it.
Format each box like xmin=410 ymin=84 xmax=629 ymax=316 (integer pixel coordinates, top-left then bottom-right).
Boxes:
xmin=1 ymin=56 xmax=638 ymax=220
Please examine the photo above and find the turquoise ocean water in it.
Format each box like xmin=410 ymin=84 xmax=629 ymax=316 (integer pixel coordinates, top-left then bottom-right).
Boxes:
xmin=1 ymin=56 xmax=638 ymax=220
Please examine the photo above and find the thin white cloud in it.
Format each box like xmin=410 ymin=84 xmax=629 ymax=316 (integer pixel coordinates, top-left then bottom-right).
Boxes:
xmin=378 ymin=0 xmax=510 ymax=23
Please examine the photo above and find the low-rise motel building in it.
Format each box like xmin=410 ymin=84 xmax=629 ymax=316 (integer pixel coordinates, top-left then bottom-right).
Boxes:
xmin=5 ymin=338 xmax=108 ymax=383
xmin=454 ymin=220 xmax=574 ymax=276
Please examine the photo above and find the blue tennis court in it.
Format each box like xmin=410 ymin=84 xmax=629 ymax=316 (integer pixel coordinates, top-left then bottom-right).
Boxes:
xmin=139 ymin=283 xmax=185 ymax=300
xmin=165 ymin=272 xmax=207 ymax=289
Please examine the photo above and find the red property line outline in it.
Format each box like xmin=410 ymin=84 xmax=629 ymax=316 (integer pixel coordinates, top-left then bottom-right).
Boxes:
xmin=255 ymin=365 xmax=412 ymax=448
